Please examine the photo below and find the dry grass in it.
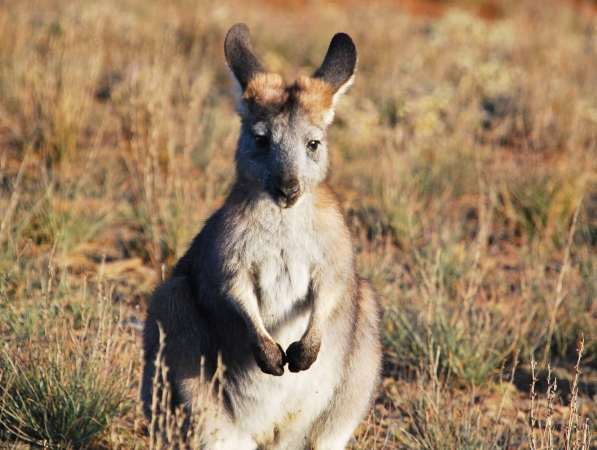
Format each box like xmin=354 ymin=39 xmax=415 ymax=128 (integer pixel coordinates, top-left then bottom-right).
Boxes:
xmin=1 ymin=0 xmax=596 ymax=448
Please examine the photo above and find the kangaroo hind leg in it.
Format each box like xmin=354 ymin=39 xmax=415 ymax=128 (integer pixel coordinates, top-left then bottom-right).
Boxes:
xmin=311 ymin=278 xmax=382 ymax=450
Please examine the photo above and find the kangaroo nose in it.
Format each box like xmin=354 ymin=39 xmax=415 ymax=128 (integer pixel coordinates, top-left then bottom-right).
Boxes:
xmin=274 ymin=179 xmax=300 ymax=201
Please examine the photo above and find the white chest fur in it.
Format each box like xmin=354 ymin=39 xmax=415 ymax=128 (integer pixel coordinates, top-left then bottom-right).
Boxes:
xmin=240 ymin=195 xmax=321 ymax=332
xmin=258 ymin=246 xmax=310 ymax=323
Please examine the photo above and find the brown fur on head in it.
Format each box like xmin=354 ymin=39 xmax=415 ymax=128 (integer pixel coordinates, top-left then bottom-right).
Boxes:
xmin=241 ymin=74 xmax=336 ymax=129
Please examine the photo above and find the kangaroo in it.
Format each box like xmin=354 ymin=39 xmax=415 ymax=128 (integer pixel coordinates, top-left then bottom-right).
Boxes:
xmin=141 ymin=23 xmax=382 ymax=450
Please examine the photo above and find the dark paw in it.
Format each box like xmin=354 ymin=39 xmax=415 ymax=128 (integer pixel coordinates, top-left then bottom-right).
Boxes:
xmin=285 ymin=339 xmax=320 ymax=373
xmin=252 ymin=339 xmax=286 ymax=376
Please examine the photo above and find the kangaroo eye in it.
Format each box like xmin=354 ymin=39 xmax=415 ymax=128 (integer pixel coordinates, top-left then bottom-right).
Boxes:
xmin=307 ymin=140 xmax=320 ymax=151
xmin=254 ymin=135 xmax=270 ymax=150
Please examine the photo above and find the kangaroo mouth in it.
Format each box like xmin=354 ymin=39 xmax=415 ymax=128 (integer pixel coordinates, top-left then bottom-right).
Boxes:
xmin=270 ymin=190 xmax=301 ymax=209
xmin=268 ymin=178 xmax=302 ymax=209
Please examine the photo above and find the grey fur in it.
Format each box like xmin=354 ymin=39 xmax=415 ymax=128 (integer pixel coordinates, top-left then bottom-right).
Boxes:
xmin=142 ymin=24 xmax=382 ymax=450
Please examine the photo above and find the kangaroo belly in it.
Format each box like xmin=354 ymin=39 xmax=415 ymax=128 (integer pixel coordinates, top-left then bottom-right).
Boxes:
xmin=228 ymin=324 xmax=346 ymax=444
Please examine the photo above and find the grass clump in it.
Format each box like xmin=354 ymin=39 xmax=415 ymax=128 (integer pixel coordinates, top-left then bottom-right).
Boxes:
xmin=0 ymin=276 xmax=134 ymax=449
xmin=0 ymin=347 xmax=128 ymax=448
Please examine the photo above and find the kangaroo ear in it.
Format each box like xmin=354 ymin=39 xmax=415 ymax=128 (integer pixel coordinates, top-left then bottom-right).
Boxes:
xmin=312 ymin=33 xmax=357 ymax=101
xmin=224 ymin=23 xmax=265 ymax=91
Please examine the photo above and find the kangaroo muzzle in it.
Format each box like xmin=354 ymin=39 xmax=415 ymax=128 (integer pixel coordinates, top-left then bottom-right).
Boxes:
xmin=271 ymin=177 xmax=301 ymax=208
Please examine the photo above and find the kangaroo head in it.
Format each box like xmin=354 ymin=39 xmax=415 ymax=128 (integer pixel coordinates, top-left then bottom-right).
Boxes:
xmin=224 ymin=23 xmax=357 ymax=208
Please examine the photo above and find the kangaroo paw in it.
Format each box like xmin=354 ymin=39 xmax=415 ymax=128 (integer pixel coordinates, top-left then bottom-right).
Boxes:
xmin=252 ymin=339 xmax=286 ymax=376
xmin=286 ymin=336 xmax=321 ymax=373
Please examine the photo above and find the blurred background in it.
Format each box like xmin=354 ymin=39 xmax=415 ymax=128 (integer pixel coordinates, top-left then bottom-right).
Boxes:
xmin=1 ymin=0 xmax=596 ymax=448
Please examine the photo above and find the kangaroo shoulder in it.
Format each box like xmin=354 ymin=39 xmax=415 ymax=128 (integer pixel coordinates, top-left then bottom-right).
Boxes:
xmin=313 ymin=183 xmax=353 ymax=261
xmin=314 ymin=183 xmax=349 ymax=233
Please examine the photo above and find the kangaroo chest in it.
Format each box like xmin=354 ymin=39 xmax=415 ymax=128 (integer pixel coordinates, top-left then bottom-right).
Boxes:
xmin=256 ymin=242 xmax=311 ymax=324
xmin=242 ymin=203 xmax=321 ymax=329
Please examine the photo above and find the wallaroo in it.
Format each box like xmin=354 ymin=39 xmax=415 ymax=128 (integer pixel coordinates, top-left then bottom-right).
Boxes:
xmin=142 ymin=23 xmax=382 ymax=450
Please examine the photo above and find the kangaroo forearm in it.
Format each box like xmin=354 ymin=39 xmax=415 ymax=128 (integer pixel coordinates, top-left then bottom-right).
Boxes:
xmin=285 ymin=275 xmax=346 ymax=372
xmin=228 ymin=271 xmax=287 ymax=375
xmin=228 ymin=271 xmax=269 ymax=341
xmin=306 ymin=273 xmax=348 ymax=334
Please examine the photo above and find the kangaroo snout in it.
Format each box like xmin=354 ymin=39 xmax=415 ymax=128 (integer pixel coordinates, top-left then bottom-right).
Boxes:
xmin=272 ymin=177 xmax=301 ymax=207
